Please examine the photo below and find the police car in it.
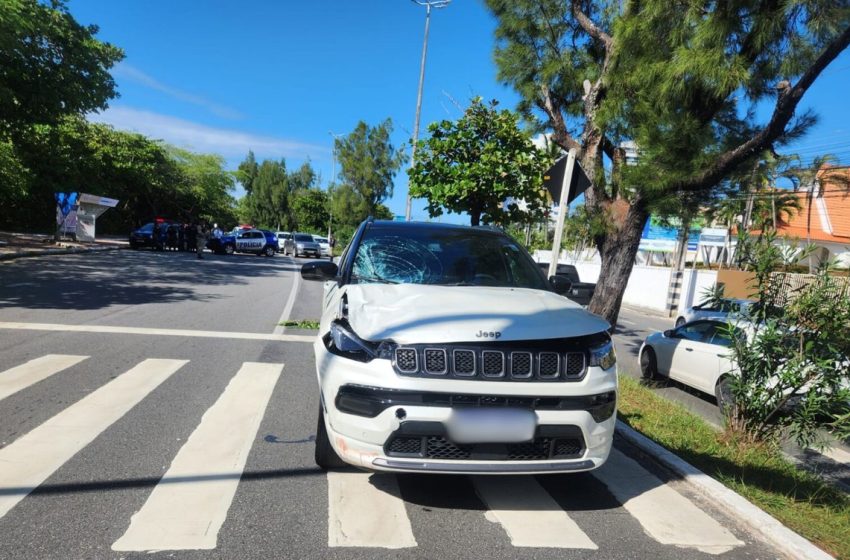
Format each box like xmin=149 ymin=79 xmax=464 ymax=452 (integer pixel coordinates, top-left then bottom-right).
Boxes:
xmin=208 ymin=228 xmax=278 ymax=257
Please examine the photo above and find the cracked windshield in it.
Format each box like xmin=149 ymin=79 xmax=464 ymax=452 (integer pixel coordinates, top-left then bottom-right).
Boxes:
xmin=1 ymin=1 xmax=849 ymax=559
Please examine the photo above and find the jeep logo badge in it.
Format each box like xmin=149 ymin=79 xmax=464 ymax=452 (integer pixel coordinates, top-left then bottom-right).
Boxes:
xmin=475 ymin=330 xmax=501 ymax=339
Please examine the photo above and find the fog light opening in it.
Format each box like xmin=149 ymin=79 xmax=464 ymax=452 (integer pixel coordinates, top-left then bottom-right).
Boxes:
xmin=395 ymin=408 xmax=407 ymax=420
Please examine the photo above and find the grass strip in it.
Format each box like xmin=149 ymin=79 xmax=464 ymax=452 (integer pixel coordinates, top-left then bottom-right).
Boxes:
xmin=279 ymin=319 xmax=320 ymax=330
xmin=618 ymin=375 xmax=850 ymax=559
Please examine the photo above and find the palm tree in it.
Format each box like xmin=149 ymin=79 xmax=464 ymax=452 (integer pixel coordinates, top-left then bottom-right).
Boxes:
xmin=782 ymin=154 xmax=849 ymax=271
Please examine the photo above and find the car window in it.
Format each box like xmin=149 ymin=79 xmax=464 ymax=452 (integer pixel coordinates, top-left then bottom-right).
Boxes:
xmin=138 ymin=223 xmax=154 ymax=233
xmin=675 ymin=321 xmax=716 ymax=343
xmin=709 ymin=323 xmax=744 ymax=347
xmin=719 ymin=300 xmax=741 ymax=313
xmin=350 ymin=227 xmax=548 ymax=289
xmin=295 ymin=234 xmax=314 ymax=242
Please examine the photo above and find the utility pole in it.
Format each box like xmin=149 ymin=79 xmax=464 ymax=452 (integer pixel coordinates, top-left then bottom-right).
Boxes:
xmin=328 ymin=131 xmax=343 ymax=238
xmin=405 ymin=0 xmax=451 ymax=222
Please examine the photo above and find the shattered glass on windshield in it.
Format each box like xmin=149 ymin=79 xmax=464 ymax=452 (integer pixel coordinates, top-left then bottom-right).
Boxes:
xmin=352 ymin=236 xmax=443 ymax=284
xmin=350 ymin=227 xmax=548 ymax=289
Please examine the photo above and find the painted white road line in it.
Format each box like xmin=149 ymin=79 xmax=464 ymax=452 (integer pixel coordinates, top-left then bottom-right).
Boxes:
xmin=473 ymin=476 xmax=597 ymax=549
xmin=0 ymin=354 xmax=88 ymax=402
xmin=594 ymin=449 xmax=744 ymax=555
xmin=0 ymin=358 xmax=186 ymax=520
xmin=327 ymin=472 xmax=417 ymax=548
xmin=273 ymin=256 xmax=301 ymax=335
xmin=0 ymin=321 xmax=314 ymax=343
xmin=112 ymin=361 xmax=283 ymax=552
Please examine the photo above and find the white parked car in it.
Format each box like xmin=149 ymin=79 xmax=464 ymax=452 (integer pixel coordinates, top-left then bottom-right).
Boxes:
xmin=640 ymin=319 xmax=746 ymax=408
xmin=300 ymin=219 xmax=618 ymax=474
xmin=275 ymin=231 xmax=291 ymax=251
xmin=675 ymin=298 xmax=753 ymax=328
xmin=312 ymin=235 xmax=330 ymax=257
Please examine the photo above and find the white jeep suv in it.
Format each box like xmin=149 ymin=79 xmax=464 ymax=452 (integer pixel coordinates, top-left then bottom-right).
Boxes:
xmin=301 ymin=220 xmax=617 ymax=474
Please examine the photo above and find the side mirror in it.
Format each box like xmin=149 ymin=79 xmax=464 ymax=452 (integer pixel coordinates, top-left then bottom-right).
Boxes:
xmin=301 ymin=261 xmax=338 ymax=281
xmin=663 ymin=329 xmax=675 ymax=338
xmin=549 ymin=275 xmax=572 ymax=295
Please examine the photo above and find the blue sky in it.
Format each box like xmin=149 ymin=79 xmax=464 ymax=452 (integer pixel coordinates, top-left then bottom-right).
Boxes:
xmin=72 ymin=1 xmax=850 ymax=222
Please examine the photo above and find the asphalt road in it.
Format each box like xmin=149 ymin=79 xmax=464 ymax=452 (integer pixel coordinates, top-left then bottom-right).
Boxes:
xmin=0 ymin=249 xmax=785 ymax=559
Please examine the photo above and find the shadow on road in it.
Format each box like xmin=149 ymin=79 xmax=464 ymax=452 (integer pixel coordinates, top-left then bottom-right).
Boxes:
xmin=0 ymin=250 xmax=299 ymax=311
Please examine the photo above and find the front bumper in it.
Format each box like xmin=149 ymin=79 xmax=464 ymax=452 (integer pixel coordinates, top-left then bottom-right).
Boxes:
xmin=315 ymin=338 xmax=617 ymax=474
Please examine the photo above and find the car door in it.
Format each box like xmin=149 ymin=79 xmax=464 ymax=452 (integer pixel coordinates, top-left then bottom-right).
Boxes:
xmin=708 ymin=323 xmax=741 ymax=389
xmin=668 ymin=320 xmax=721 ymax=391
xmin=235 ymin=231 xmax=250 ymax=252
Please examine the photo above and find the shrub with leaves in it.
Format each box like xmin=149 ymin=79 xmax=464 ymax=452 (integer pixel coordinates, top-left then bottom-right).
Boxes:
xmin=724 ymin=233 xmax=850 ymax=449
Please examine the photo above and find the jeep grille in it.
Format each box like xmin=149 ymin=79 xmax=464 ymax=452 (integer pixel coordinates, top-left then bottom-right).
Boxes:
xmin=392 ymin=341 xmax=594 ymax=382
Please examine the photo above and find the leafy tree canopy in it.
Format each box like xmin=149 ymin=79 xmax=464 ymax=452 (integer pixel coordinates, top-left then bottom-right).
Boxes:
xmin=247 ymin=159 xmax=289 ymax=230
xmin=5 ymin=116 xmax=236 ymax=232
xmin=0 ymin=0 xmax=124 ymax=136
xmin=291 ymin=188 xmax=329 ymax=234
xmin=236 ymin=150 xmax=258 ymax=195
xmin=335 ymin=119 xmax=406 ymax=215
xmin=486 ymin=0 xmax=850 ymax=324
xmin=409 ymin=97 xmax=553 ymax=226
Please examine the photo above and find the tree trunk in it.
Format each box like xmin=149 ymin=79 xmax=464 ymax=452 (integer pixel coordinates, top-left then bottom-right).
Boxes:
xmin=469 ymin=208 xmax=481 ymax=226
xmin=587 ymin=202 xmax=649 ymax=327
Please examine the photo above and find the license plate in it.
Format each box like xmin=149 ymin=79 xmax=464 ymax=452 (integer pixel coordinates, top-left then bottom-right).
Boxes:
xmin=446 ymin=408 xmax=536 ymax=444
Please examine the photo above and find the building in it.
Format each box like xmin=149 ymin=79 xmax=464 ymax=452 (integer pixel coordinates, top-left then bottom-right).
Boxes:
xmin=774 ymin=166 xmax=850 ymax=268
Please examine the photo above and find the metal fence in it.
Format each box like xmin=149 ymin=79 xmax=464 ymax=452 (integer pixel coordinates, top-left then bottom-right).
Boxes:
xmin=770 ymin=272 xmax=850 ymax=305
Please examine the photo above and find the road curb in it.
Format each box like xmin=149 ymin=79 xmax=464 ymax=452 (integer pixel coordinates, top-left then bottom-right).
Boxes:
xmin=0 ymin=245 xmax=122 ymax=261
xmin=616 ymin=420 xmax=835 ymax=560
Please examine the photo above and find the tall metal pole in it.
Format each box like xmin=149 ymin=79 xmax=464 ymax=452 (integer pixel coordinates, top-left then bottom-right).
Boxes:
xmin=405 ymin=2 xmax=435 ymax=222
xmin=328 ymin=131 xmax=341 ymax=238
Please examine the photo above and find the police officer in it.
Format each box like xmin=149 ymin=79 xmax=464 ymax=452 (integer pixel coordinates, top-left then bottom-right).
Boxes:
xmin=328 ymin=233 xmax=336 ymax=262
xmin=195 ymin=222 xmax=208 ymax=259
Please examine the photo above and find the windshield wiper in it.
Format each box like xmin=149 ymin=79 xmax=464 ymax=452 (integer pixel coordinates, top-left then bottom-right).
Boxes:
xmin=351 ymin=274 xmax=398 ymax=284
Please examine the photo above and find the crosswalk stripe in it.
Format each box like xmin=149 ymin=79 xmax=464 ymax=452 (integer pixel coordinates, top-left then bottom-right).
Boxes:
xmin=327 ymin=472 xmax=417 ymax=548
xmin=0 ymin=354 xmax=88 ymax=402
xmin=594 ymin=449 xmax=744 ymax=555
xmin=0 ymin=358 xmax=186 ymax=520
xmin=112 ymin=362 xmax=283 ymax=552
xmin=473 ymin=476 xmax=597 ymax=549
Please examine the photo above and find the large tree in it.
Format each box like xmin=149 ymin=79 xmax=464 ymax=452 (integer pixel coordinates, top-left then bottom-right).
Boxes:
xmin=6 ymin=116 xmax=236 ymax=232
xmin=335 ymin=119 xmax=406 ymax=215
xmin=0 ymin=0 xmax=123 ymax=136
xmin=247 ymin=160 xmax=289 ymax=230
xmin=236 ymin=150 xmax=258 ymax=195
xmin=291 ymin=188 xmax=329 ymax=233
xmin=486 ymin=0 xmax=850 ymax=325
xmin=408 ymin=97 xmax=553 ymax=226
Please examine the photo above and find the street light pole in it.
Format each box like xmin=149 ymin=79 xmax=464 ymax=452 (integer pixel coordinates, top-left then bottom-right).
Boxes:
xmin=328 ymin=131 xmax=343 ymax=238
xmin=405 ymin=0 xmax=450 ymax=222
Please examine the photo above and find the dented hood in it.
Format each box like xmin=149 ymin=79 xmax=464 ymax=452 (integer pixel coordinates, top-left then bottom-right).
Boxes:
xmin=345 ymin=284 xmax=610 ymax=345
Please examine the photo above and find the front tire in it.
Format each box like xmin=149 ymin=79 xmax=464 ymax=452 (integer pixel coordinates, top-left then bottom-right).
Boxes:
xmin=675 ymin=317 xmax=686 ymax=328
xmin=640 ymin=347 xmax=661 ymax=380
xmin=715 ymin=376 xmax=735 ymax=413
xmin=263 ymin=245 xmax=275 ymax=257
xmin=224 ymin=243 xmax=235 ymax=255
xmin=315 ymin=405 xmax=346 ymax=470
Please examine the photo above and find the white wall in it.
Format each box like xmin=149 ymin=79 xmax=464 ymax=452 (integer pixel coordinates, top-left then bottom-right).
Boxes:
xmin=533 ymin=250 xmax=718 ymax=315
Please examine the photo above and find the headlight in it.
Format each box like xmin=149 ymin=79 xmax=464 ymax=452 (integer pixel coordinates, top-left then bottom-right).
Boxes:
xmin=326 ymin=320 xmax=393 ymax=363
xmin=589 ymin=340 xmax=616 ymax=370
xmin=330 ymin=322 xmax=373 ymax=356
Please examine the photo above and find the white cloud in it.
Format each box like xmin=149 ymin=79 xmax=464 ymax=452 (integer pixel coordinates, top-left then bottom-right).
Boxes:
xmin=113 ymin=63 xmax=244 ymax=120
xmin=89 ymin=106 xmax=328 ymax=162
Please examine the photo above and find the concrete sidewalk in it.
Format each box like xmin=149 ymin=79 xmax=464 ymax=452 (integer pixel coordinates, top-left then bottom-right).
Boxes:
xmin=0 ymin=231 xmax=127 ymax=261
